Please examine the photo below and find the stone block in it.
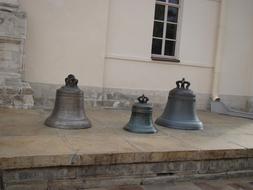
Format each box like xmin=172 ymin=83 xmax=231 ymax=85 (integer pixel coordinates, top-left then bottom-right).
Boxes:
xmin=0 ymin=87 xmax=4 ymax=95
xmin=4 ymin=181 xmax=47 ymax=190
xmin=3 ymin=168 xmax=77 ymax=183
xmin=47 ymin=176 xmax=142 ymax=190
xmin=5 ymin=87 xmax=20 ymax=95
xmin=29 ymin=82 xmax=213 ymax=110
xmin=182 ymin=161 xmax=200 ymax=172
xmin=0 ymin=1 xmax=33 ymax=109
xmin=0 ymin=95 xmax=11 ymax=106
xmin=22 ymin=95 xmax=34 ymax=108
xmin=0 ymin=10 xmax=26 ymax=39
xmin=21 ymin=87 xmax=33 ymax=95
xmin=246 ymin=97 xmax=253 ymax=113
xmin=143 ymin=182 xmax=200 ymax=190
xmin=142 ymin=175 xmax=180 ymax=185
xmin=0 ymin=0 xmax=19 ymax=11
xmin=109 ymin=186 xmax=144 ymax=190
xmin=199 ymin=159 xmax=249 ymax=174
xmin=247 ymin=158 xmax=253 ymax=169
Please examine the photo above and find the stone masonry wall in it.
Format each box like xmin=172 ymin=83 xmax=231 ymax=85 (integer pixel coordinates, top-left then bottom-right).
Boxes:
xmin=30 ymin=82 xmax=210 ymax=111
xmin=30 ymin=82 xmax=253 ymax=112
xmin=1 ymin=158 xmax=253 ymax=189
xmin=0 ymin=0 xmax=33 ymax=109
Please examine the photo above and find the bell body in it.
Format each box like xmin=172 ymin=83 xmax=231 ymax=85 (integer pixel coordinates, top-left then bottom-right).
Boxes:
xmin=156 ymin=79 xmax=203 ymax=130
xmin=45 ymin=75 xmax=91 ymax=129
xmin=124 ymin=96 xmax=157 ymax=134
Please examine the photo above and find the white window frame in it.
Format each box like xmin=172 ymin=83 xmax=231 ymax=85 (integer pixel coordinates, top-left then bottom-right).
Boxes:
xmin=151 ymin=0 xmax=183 ymax=61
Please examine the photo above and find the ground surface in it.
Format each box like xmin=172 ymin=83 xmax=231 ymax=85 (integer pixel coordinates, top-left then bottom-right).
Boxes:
xmin=1 ymin=108 xmax=253 ymax=189
xmin=0 ymin=108 xmax=253 ymax=169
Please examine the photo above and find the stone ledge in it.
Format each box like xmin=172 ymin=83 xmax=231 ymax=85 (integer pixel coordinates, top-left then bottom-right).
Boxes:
xmin=0 ymin=149 xmax=252 ymax=170
xmin=2 ymin=167 xmax=253 ymax=190
xmin=0 ymin=82 xmax=33 ymax=109
xmin=30 ymin=82 xmax=210 ymax=110
xmin=1 ymin=108 xmax=253 ymax=189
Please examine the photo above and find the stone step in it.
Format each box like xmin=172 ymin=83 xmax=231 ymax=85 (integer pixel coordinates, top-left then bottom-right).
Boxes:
xmin=0 ymin=109 xmax=253 ymax=189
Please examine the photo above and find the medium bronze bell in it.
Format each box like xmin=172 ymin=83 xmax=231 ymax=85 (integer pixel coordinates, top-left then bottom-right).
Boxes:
xmin=155 ymin=78 xmax=203 ymax=130
xmin=124 ymin=95 xmax=157 ymax=134
xmin=45 ymin=74 xmax=91 ymax=129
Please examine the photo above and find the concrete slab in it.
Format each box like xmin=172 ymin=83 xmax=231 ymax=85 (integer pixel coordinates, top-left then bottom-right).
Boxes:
xmin=0 ymin=108 xmax=253 ymax=170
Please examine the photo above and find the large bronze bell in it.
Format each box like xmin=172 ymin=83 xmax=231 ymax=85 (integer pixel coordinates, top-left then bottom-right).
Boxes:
xmin=155 ymin=78 xmax=203 ymax=130
xmin=45 ymin=74 xmax=91 ymax=129
xmin=124 ymin=95 xmax=157 ymax=134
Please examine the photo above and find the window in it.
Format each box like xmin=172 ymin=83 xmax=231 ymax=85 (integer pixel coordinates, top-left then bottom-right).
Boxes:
xmin=151 ymin=0 xmax=182 ymax=61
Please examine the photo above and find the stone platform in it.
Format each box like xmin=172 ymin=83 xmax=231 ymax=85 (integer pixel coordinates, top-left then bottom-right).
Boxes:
xmin=0 ymin=108 xmax=253 ymax=189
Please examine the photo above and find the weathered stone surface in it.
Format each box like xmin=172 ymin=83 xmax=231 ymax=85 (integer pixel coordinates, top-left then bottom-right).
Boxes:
xmin=29 ymin=82 xmax=253 ymax=112
xmin=4 ymin=181 xmax=47 ymax=190
xmin=0 ymin=1 xmax=33 ymax=109
xmin=143 ymin=182 xmax=200 ymax=190
xmin=0 ymin=108 xmax=253 ymax=188
xmin=247 ymin=97 xmax=253 ymax=113
xmin=0 ymin=10 xmax=26 ymax=39
xmin=29 ymin=82 xmax=210 ymax=110
xmin=0 ymin=108 xmax=253 ymax=170
xmin=0 ymin=0 xmax=19 ymax=8
xmin=3 ymin=170 xmax=253 ymax=190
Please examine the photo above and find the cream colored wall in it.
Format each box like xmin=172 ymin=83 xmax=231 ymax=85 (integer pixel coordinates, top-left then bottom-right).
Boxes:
xmin=20 ymin=0 xmax=109 ymax=87
xmin=19 ymin=0 xmax=253 ymax=98
xmin=250 ymin=64 xmax=253 ymax=96
xmin=219 ymin=0 xmax=253 ymax=97
xmin=105 ymin=0 xmax=220 ymax=94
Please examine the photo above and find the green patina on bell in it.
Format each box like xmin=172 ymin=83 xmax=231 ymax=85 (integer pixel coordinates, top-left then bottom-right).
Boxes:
xmin=124 ymin=95 xmax=157 ymax=134
xmin=155 ymin=78 xmax=203 ymax=130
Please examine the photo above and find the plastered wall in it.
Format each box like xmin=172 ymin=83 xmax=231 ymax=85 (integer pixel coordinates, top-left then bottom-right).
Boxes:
xmin=18 ymin=0 xmax=253 ymax=100
xmin=20 ymin=0 xmax=109 ymax=87
xmin=219 ymin=0 xmax=253 ymax=97
xmin=105 ymin=0 xmax=219 ymax=94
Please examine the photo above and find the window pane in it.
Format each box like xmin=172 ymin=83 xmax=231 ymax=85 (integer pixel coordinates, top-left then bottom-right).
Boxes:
xmin=153 ymin=22 xmax=164 ymax=38
xmin=168 ymin=0 xmax=179 ymax=4
xmin=166 ymin=23 xmax=177 ymax=39
xmin=152 ymin=39 xmax=163 ymax=55
xmin=165 ymin=40 xmax=176 ymax=56
xmin=167 ymin=6 xmax=178 ymax=22
xmin=156 ymin=0 xmax=166 ymax=2
xmin=155 ymin=4 xmax=165 ymax=21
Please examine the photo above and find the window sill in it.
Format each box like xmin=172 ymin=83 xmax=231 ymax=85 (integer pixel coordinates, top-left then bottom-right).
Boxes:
xmin=151 ymin=56 xmax=180 ymax=63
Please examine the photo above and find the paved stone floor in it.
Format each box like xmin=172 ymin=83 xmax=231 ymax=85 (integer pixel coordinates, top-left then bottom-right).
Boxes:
xmin=88 ymin=177 xmax=253 ymax=190
xmin=1 ymin=108 xmax=253 ymax=189
xmin=0 ymin=108 xmax=253 ymax=169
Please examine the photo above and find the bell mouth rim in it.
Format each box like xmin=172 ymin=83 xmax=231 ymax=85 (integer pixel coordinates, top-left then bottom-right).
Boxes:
xmin=155 ymin=117 xmax=203 ymax=130
xmin=45 ymin=117 xmax=92 ymax=129
xmin=46 ymin=125 xmax=91 ymax=130
xmin=123 ymin=125 xmax=158 ymax=134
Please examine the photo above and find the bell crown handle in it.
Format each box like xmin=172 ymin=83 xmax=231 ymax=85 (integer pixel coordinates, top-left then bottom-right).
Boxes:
xmin=138 ymin=94 xmax=149 ymax=104
xmin=65 ymin=74 xmax=78 ymax=88
xmin=176 ymin=78 xmax=191 ymax=89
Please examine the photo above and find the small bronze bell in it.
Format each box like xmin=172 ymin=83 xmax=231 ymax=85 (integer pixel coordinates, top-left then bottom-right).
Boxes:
xmin=155 ymin=78 xmax=203 ymax=130
xmin=124 ymin=95 xmax=157 ymax=134
xmin=45 ymin=74 xmax=91 ymax=129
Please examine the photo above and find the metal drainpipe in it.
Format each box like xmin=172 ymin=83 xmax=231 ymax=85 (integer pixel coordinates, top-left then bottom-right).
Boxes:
xmin=101 ymin=0 xmax=111 ymax=105
xmin=212 ymin=0 xmax=227 ymax=101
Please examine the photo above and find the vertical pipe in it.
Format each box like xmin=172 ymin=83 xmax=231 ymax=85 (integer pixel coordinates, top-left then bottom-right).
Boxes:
xmin=101 ymin=0 xmax=111 ymax=105
xmin=212 ymin=0 xmax=227 ymax=101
